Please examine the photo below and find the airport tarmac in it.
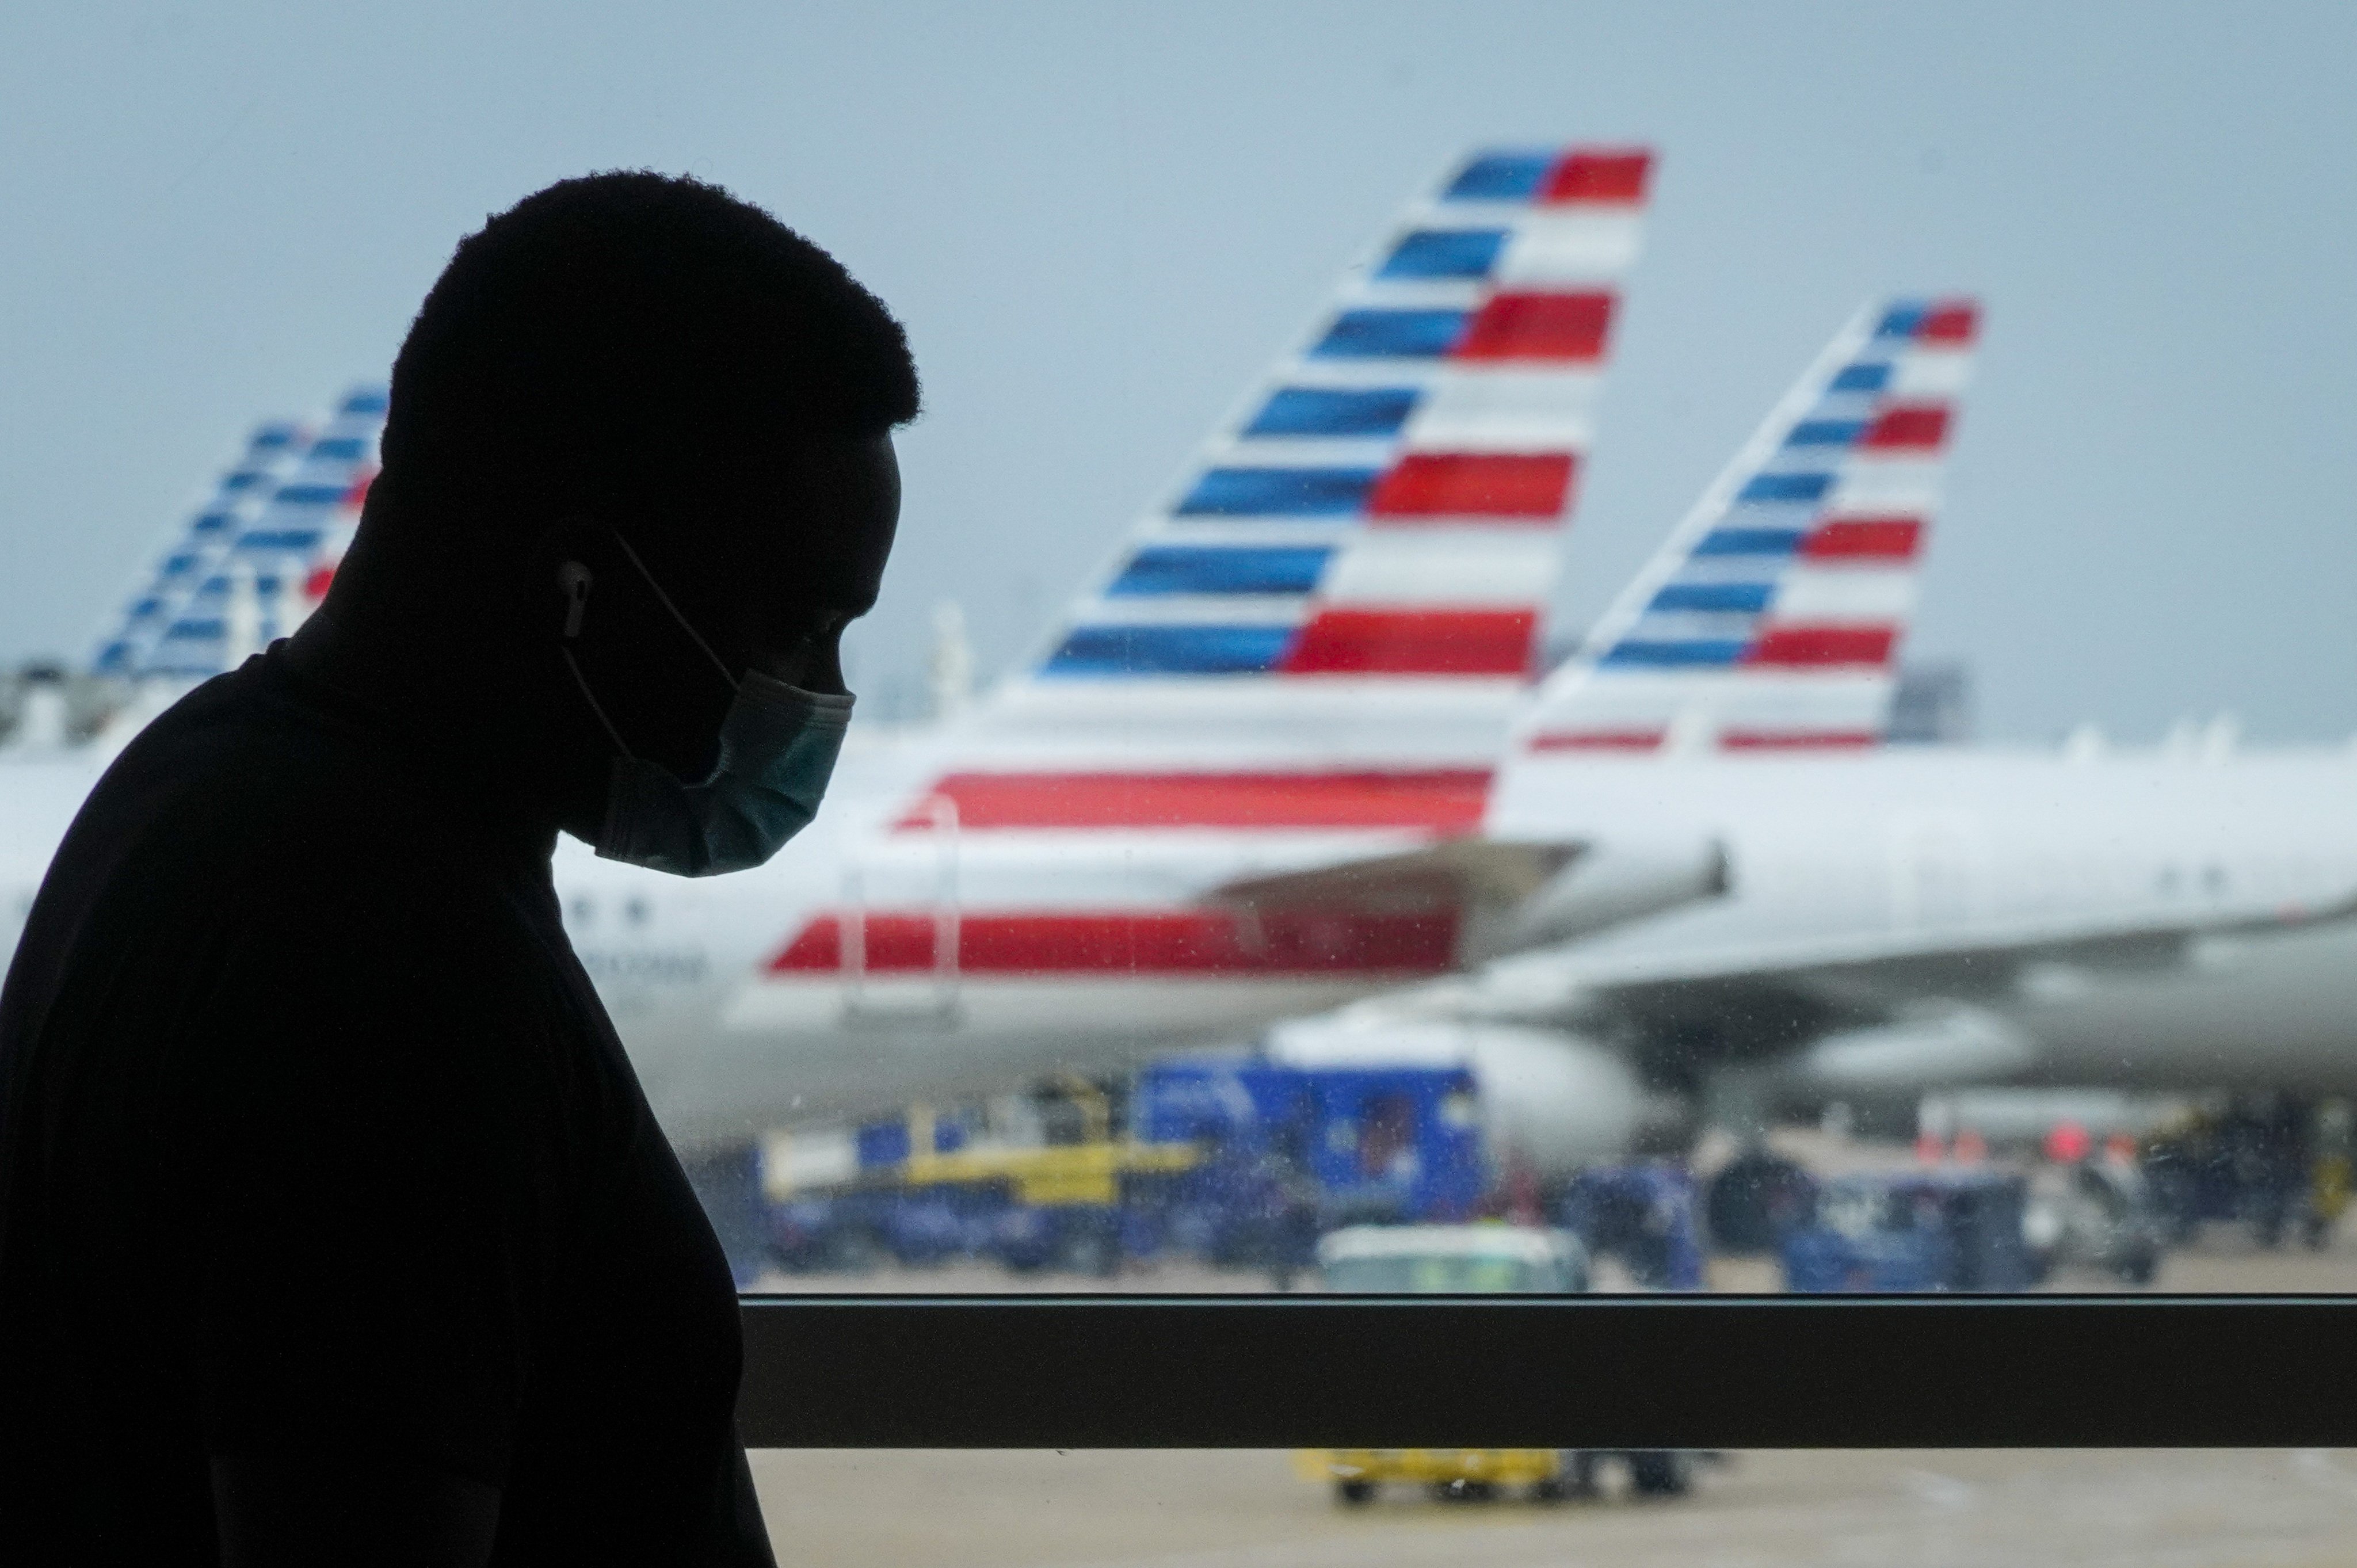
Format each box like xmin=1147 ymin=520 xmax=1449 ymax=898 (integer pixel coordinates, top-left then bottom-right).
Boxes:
xmin=746 ymin=1221 xmax=2357 ymax=1566
xmin=750 ymin=1447 xmax=2357 ymax=1568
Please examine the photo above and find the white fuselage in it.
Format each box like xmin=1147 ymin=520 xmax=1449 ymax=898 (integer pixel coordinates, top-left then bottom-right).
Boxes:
xmin=1481 ymin=743 xmax=2357 ymax=1093
xmin=9 ymin=736 xmax=2357 ymax=1156
xmin=0 ymin=723 xmax=1467 ymax=1154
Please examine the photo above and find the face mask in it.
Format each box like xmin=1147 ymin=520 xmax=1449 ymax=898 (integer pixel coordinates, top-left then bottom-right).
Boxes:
xmin=559 ymin=536 xmax=854 ymax=878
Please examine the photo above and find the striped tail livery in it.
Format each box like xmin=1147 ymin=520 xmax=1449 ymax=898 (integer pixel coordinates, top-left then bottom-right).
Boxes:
xmin=948 ymin=146 xmax=1656 ymax=828
xmin=92 ymin=388 xmax=384 ymax=681
xmin=1513 ymin=297 xmax=1977 ymax=757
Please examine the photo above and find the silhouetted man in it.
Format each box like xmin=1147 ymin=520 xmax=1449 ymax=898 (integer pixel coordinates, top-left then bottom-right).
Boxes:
xmin=0 ymin=173 xmax=917 ymax=1565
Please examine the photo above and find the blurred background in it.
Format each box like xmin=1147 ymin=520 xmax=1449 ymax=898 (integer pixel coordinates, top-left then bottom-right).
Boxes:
xmin=10 ymin=6 xmax=2357 ymax=1561
xmin=7 ymin=1 xmax=2357 ymax=738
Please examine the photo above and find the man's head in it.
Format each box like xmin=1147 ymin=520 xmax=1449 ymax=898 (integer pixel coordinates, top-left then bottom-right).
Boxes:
xmin=321 ymin=171 xmax=917 ymax=846
xmin=382 ymin=169 xmax=917 ymax=536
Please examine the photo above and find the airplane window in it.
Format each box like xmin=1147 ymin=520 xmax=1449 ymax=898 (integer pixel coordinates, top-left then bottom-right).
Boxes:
xmin=10 ymin=9 xmax=2357 ymax=1558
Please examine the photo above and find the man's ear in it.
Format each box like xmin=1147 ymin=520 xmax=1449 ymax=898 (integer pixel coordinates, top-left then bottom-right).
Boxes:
xmin=532 ymin=520 xmax=605 ymax=639
xmin=557 ymin=562 xmax=593 ymax=640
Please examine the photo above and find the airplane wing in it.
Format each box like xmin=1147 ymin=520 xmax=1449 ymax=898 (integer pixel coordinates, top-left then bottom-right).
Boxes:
xmin=1420 ymin=884 xmax=2357 ymax=1031
xmin=1208 ymin=833 xmax=1731 ymax=956
xmin=1211 ymin=838 xmax=1580 ymax=914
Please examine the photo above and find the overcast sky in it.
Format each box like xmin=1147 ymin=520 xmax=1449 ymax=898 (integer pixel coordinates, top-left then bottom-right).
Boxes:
xmin=5 ymin=2 xmax=2355 ymax=740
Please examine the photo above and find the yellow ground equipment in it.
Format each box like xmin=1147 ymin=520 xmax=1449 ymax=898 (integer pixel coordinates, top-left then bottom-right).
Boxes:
xmin=898 ymin=1138 xmax=1200 ymax=1207
xmin=1294 ymin=1448 xmax=1569 ymax=1503
xmin=1293 ymin=1226 xmax=1701 ymax=1503
xmin=893 ymin=1098 xmax=1202 ymax=1207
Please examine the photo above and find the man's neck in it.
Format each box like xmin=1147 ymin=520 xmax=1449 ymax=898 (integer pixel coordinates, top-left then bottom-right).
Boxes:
xmin=285 ymin=601 xmax=508 ymax=735
xmin=284 ymin=601 xmax=584 ymax=853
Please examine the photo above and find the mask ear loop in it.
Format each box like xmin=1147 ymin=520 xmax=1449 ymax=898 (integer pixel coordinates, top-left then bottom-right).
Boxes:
xmin=555 ymin=559 xmax=637 ymax=761
xmin=607 ymin=531 xmax=741 ymax=693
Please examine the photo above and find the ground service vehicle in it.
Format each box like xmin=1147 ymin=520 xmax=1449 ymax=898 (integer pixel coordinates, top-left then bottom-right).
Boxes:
xmin=2141 ymin=1097 xmax=2351 ymax=1249
xmin=1299 ymin=1226 xmax=1706 ymax=1502
xmin=757 ymin=1063 xmax=1489 ymax=1282
xmin=2022 ymin=1156 xmax=2167 ymax=1285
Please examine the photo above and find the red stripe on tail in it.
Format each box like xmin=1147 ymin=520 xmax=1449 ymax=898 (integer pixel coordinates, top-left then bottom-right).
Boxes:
xmin=1859 ymin=405 xmax=1950 ymax=452
xmin=1719 ymin=729 xmax=1879 ymax=751
xmin=1280 ymin=609 xmax=1535 ymax=676
xmin=1525 ymin=728 xmax=1664 ymax=753
xmin=1368 ymin=453 xmax=1575 ymax=519
xmin=1541 ymin=150 xmax=1653 ymax=205
xmin=1452 ymin=292 xmax=1615 ymax=363
xmin=1742 ymin=624 xmax=1900 ymax=668
xmin=1802 ymin=517 xmax=1923 ymax=561
xmin=1917 ymin=301 xmax=1978 ymax=345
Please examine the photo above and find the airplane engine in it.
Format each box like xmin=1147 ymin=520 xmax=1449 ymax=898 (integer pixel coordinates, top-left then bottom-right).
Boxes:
xmin=1269 ymin=1018 xmax=1647 ymax=1180
xmin=1783 ymin=1002 xmax=2036 ymax=1095
xmin=1469 ymin=1026 xmax=1650 ymax=1178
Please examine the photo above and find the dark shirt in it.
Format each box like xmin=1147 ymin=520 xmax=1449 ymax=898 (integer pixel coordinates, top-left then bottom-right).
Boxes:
xmin=0 ymin=646 xmax=773 ymax=1566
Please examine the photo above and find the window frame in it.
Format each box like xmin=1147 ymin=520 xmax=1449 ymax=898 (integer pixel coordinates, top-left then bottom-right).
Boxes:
xmin=739 ymin=1295 xmax=2355 ymax=1447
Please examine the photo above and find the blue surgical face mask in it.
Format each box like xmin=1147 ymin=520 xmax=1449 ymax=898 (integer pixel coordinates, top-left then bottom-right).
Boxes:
xmin=559 ymin=535 xmax=853 ymax=878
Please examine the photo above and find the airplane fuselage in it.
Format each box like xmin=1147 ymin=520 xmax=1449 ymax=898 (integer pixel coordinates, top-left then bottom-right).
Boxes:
xmin=10 ymin=738 xmax=2357 ymax=1155
xmin=555 ymin=727 xmax=1471 ymax=1148
xmin=1480 ymin=743 xmax=2357 ymax=1097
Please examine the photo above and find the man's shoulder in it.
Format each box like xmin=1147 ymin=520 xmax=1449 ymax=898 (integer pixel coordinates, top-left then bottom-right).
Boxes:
xmin=98 ymin=658 xmax=384 ymax=828
xmin=9 ymin=654 xmax=602 ymax=1082
xmin=67 ymin=680 xmax=303 ymax=875
xmin=48 ymin=662 xmax=554 ymax=985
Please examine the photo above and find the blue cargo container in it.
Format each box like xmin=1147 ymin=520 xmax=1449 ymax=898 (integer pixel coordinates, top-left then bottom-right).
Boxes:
xmin=1557 ymin=1163 xmax=1706 ymax=1290
xmin=1138 ymin=1060 xmax=1486 ymax=1224
xmin=1782 ymin=1169 xmax=2034 ymax=1292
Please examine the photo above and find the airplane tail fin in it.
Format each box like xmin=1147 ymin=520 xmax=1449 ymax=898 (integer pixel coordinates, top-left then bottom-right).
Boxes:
xmin=939 ymin=147 xmax=1653 ymax=832
xmin=1512 ymin=297 xmax=1978 ymax=757
xmin=91 ymin=419 xmax=307 ymax=677
xmin=97 ymin=387 xmax=384 ymax=681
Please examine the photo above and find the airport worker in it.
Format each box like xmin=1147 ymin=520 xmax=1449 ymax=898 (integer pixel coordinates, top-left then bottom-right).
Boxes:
xmin=0 ymin=172 xmax=916 ymax=1566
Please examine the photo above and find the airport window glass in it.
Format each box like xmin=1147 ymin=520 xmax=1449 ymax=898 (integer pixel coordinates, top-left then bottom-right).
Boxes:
xmin=9 ymin=10 xmax=2357 ymax=1551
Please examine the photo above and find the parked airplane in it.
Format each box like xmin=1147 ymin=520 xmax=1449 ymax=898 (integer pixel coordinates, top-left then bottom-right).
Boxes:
xmin=1272 ymin=300 xmax=2357 ymax=1174
xmin=9 ymin=146 xmax=1671 ymax=1155
xmin=22 ymin=151 xmax=2350 ymax=1204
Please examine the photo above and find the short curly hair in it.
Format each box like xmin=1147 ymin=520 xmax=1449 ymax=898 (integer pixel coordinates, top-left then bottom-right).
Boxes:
xmin=380 ymin=171 xmax=918 ymax=530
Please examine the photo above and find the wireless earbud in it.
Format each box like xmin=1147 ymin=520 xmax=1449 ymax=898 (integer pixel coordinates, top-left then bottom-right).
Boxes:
xmin=558 ymin=561 xmax=593 ymax=640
